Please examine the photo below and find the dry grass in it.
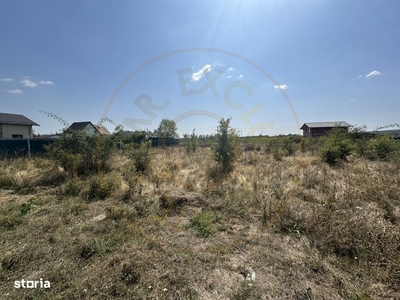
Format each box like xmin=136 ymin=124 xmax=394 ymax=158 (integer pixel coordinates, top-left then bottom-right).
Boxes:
xmin=0 ymin=146 xmax=399 ymax=299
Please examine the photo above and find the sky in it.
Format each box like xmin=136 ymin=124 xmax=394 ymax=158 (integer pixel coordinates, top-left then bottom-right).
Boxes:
xmin=1 ymin=0 xmax=399 ymax=136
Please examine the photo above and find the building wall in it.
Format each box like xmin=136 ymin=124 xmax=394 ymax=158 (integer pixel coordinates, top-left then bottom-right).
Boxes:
xmin=310 ymin=127 xmax=348 ymax=137
xmin=302 ymin=125 xmax=311 ymax=137
xmin=83 ymin=124 xmax=98 ymax=136
xmin=311 ymin=127 xmax=331 ymax=136
xmin=0 ymin=124 xmax=3 ymax=138
xmin=2 ymin=124 xmax=32 ymax=138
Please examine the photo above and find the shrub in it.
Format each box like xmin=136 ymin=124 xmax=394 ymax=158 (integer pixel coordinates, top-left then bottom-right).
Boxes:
xmin=86 ymin=176 xmax=117 ymax=201
xmin=271 ymin=148 xmax=283 ymax=161
xmin=186 ymin=210 xmax=222 ymax=237
xmin=321 ymin=128 xmax=353 ymax=165
xmin=212 ymin=118 xmax=238 ymax=174
xmin=45 ymin=130 xmax=116 ymax=175
xmin=129 ymin=141 xmax=152 ymax=173
xmin=59 ymin=178 xmax=83 ymax=198
xmin=348 ymin=125 xmax=369 ymax=156
xmin=283 ymin=137 xmax=296 ymax=156
xmin=185 ymin=128 xmax=198 ymax=154
xmin=368 ymin=135 xmax=398 ymax=161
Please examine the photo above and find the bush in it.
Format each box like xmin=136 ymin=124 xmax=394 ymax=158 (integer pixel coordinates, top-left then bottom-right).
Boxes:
xmin=45 ymin=130 xmax=116 ymax=175
xmin=186 ymin=210 xmax=222 ymax=237
xmin=321 ymin=128 xmax=353 ymax=165
xmin=185 ymin=129 xmax=198 ymax=154
xmin=368 ymin=135 xmax=398 ymax=161
xmin=348 ymin=126 xmax=369 ymax=156
xmin=129 ymin=141 xmax=152 ymax=173
xmin=59 ymin=178 xmax=83 ymax=198
xmin=212 ymin=118 xmax=238 ymax=174
xmin=283 ymin=137 xmax=296 ymax=156
xmin=86 ymin=176 xmax=117 ymax=201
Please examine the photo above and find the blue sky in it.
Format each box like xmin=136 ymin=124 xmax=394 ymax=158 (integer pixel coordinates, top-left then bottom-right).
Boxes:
xmin=1 ymin=0 xmax=399 ymax=136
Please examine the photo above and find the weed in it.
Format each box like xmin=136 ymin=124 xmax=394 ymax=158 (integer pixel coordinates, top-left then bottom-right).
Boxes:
xmin=20 ymin=197 xmax=38 ymax=215
xmin=186 ymin=210 xmax=222 ymax=237
xmin=86 ymin=176 xmax=117 ymax=201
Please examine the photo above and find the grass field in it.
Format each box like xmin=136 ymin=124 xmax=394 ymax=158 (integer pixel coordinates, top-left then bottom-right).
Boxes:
xmin=0 ymin=138 xmax=399 ymax=299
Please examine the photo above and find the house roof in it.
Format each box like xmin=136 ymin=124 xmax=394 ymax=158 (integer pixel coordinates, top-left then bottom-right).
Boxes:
xmin=0 ymin=112 xmax=39 ymax=126
xmin=94 ymin=125 xmax=110 ymax=135
xmin=300 ymin=121 xmax=351 ymax=130
xmin=67 ymin=121 xmax=96 ymax=131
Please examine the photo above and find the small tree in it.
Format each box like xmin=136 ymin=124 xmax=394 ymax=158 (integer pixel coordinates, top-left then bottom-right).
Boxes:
xmin=130 ymin=141 xmax=152 ymax=173
xmin=212 ymin=118 xmax=238 ymax=173
xmin=186 ymin=128 xmax=198 ymax=154
xmin=348 ymin=125 xmax=368 ymax=156
xmin=155 ymin=119 xmax=178 ymax=139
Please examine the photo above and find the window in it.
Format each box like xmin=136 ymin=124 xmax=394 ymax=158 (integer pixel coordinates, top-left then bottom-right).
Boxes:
xmin=12 ymin=134 xmax=23 ymax=138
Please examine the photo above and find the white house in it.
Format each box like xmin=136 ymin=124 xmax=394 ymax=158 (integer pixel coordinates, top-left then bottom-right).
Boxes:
xmin=0 ymin=112 xmax=39 ymax=138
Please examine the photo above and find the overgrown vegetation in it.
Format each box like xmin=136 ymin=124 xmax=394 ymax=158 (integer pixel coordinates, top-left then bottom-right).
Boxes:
xmin=1 ymin=124 xmax=400 ymax=299
xmin=44 ymin=130 xmax=116 ymax=175
xmin=128 ymin=140 xmax=152 ymax=174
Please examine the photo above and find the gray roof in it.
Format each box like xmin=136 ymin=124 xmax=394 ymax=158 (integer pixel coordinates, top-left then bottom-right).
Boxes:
xmin=67 ymin=122 xmax=96 ymax=131
xmin=300 ymin=121 xmax=351 ymax=129
xmin=0 ymin=112 xmax=39 ymax=126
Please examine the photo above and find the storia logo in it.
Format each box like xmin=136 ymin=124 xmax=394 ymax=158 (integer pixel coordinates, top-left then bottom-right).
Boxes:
xmin=14 ymin=278 xmax=51 ymax=289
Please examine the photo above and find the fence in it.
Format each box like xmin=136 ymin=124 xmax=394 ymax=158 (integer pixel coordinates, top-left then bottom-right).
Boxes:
xmin=0 ymin=137 xmax=179 ymax=158
xmin=0 ymin=138 xmax=56 ymax=158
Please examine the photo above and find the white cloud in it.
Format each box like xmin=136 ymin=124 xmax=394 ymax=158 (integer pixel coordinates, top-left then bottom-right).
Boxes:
xmin=366 ymin=70 xmax=381 ymax=78
xmin=191 ymin=64 xmax=212 ymax=82
xmin=0 ymin=78 xmax=13 ymax=82
xmin=39 ymin=80 xmax=54 ymax=85
xmin=226 ymin=75 xmax=232 ymax=79
xmin=239 ymin=74 xmax=243 ymax=79
xmin=358 ymin=75 xmax=363 ymax=78
xmin=9 ymin=89 xmax=23 ymax=94
xmin=274 ymin=84 xmax=288 ymax=90
xmin=228 ymin=67 xmax=233 ymax=72
xmin=21 ymin=78 xmax=38 ymax=87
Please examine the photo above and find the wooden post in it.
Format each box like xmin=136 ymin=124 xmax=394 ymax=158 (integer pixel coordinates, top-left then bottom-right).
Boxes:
xmin=27 ymin=127 xmax=32 ymax=158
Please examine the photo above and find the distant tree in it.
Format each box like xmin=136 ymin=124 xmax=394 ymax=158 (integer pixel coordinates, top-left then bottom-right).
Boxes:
xmin=155 ymin=119 xmax=178 ymax=139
